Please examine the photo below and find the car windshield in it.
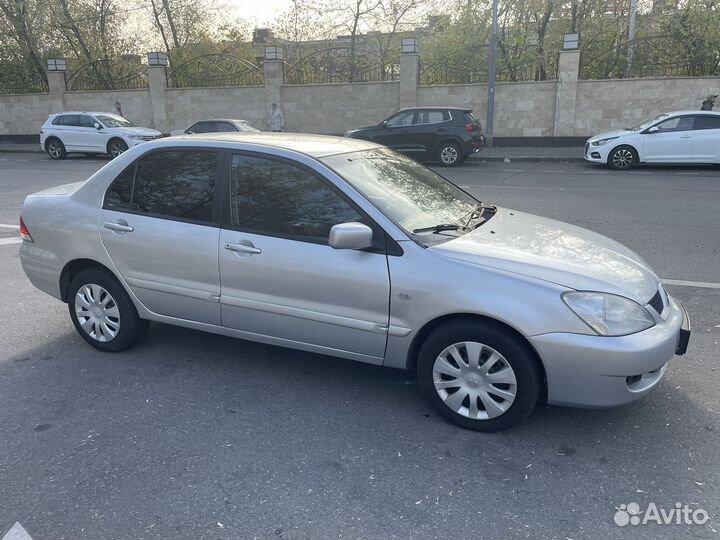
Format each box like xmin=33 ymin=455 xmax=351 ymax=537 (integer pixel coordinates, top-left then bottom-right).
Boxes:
xmin=321 ymin=148 xmax=479 ymax=236
xmin=629 ymin=113 xmax=669 ymax=131
xmin=96 ymin=114 xmax=135 ymax=128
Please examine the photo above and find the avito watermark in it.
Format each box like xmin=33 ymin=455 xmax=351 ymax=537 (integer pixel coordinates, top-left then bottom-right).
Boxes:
xmin=614 ymin=502 xmax=710 ymax=527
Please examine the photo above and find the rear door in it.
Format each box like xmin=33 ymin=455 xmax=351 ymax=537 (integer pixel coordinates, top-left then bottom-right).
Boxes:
xmin=642 ymin=115 xmax=695 ymax=162
xmin=691 ymin=115 xmax=720 ymax=162
xmin=100 ymin=149 xmax=222 ymax=324
xmin=413 ymin=109 xmax=452 ymax=155
xmin=218 ymin=152 xmax=391 ymax=361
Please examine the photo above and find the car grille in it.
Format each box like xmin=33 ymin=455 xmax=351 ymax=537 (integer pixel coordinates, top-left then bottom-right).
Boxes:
xmin=584 ymin=142 xmax=589 ymax=156
xmin=648 ymin=288 xmax=665 ymax=314
xmin=139 ymin=135 xmax=161 ymax=141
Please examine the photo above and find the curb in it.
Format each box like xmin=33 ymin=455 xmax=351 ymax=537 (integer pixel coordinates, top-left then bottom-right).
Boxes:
xmin=470 ymin=156 xmax=585 ymax=163
xmin=0 ymin=147 xmax=43 ymax=154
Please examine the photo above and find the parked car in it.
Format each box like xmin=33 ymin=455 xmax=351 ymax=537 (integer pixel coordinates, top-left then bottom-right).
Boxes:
xmin=344 ymin=107 xmax=485 ymax=167
xmin=19 ymin=133 xmax=689 ymax=432
xmin=585 ymin=110 xmax=720 ymax=169
xmin=40 ymin=112 xmax=163 ymax=160
xmin=169 ymin=118 xmax=260 ymax=136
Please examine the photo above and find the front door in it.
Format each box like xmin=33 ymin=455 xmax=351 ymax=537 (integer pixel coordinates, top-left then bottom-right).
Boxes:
xmin=219 ymin=152 xmax=391 ymax=361
xmin=373 ymin=110 xmax=418 ymax=153
xmin=643 ymin=115 xmax=695 ymax=162
xmin=99 ymin=149 xmax=222 ymax=324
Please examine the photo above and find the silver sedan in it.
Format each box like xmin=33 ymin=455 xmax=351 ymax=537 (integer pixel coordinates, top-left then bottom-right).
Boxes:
xmin=19 ymin=133 xmax=690 ymax=431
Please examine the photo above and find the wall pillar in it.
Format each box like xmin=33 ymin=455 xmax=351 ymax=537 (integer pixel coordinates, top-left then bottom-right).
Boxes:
xmin=263 ymin=47 xmax=285 ymax=130
xmin=399 ymin=39 xmax=419 ymax=109
xmin=147 ymin=52 xmax=170 ymax=133
xmin=46 ymin=59 xmax=67 ymax=112
xmin=553 ymin=49 xmax=581 ymax=137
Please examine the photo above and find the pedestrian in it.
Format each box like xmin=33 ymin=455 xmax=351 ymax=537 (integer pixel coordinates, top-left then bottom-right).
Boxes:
xmin=700 ymin=94 xmax=717 ymax=111
xmin=112 ymin=101 xmax=124 ymax=117
xmin=267 ymin=102 xmax=284 ymax=132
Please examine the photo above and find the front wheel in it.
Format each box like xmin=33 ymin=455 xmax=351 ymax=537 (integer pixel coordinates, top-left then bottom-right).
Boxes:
xmin=46 ymin=138 xmax=66 ymax=160
xmin=437 ymin=142 xmax=461 ymax=167
xmin=417 ymin=320 xmax=542 ymax=432
xmin=68 ymin=267 xmax=149 ymax=352
xmin=608 ymin=146 xmax=637 ymax=170
xmin=107 ymin=139 xmax=128 ymax=159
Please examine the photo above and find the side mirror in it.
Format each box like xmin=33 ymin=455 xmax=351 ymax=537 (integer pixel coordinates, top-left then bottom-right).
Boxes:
xmin=328 ymin=222 xmax=373 ymax=250
xmin=94 ymin=122 xmax=101 ymax=130
xmin=646 ymin=126 xmax=659 ymax=134
xmin=185 ymin=130 xmax=194 ymax=134
xmin=382 ymin=120 xmax=390 ymax=129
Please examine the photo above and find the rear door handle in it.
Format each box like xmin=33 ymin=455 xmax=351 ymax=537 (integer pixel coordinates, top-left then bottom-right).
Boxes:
xmin=225 ymin=242 xmax=262 ymax=255
xmin=103 ymin=221 xmax=134 ymax=232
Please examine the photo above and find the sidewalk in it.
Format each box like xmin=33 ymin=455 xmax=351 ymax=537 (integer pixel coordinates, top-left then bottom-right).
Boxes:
xmin=0 ymin=142 xmax=585 ymax=162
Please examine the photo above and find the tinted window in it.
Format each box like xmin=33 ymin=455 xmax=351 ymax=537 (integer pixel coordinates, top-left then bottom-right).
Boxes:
xmin=214 ymin=122 xmax=237 ymax=132
xmin=415 ymin=110 xmax=448 ymax=124
xmin=231 ymin=154 xmax=363 ymax=242
xmin=187 ymin=122 xmax=209 ymax=134
xmin=103 ymin=151 xmax=217 ymax=222
xmin=387 ymin=111 xmax=415 ymax=127
xmin=53 ymin=114 xmax=79 ymax=126
xmin=694 ymin=116 xmax=720 ymax=130
xmin=78 ymin=115 xmax=96 ymax=128
xmin=104 ymin=165 xmax=135 ymax=210
xmin=656 ymin=116 xmax=694 ymax=132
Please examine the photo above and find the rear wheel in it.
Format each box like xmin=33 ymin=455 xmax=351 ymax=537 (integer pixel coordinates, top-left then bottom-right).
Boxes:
xmin=417 ymin=320 xmax=542 ymax=431
xmin=46 ymin=138 xmax=66 ymax=160
xmin=68 ymin=267 xmax=149 ymax=352
xmin=107 ymin=139 xmax=128 ymax=159
xmin=437 ymin=142 xmax=461 ymax=167
xmin=608 ymin=145 xmax=637 ymax=170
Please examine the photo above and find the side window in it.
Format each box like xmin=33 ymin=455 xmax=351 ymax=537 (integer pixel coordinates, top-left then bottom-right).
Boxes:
xmin=104 ymin=165 xmax=135 ymax=210
xmin=130 ymin=151 xmax=218 ymax=222
xmin=54 ymin=115 xmax=78 ymax=126
xmin=215 ymin=122 xmax=237 ymax=132
xmin=78 ymin=115 xmax=96 ymax=128
xmin=387 ymin=111 xmax=415 ymax=127
xmin=231 ymin=154 xmax=364 ymax=242
xmin=415 ymin=110 xmax=447 ymax=125
xmin=693 ymin=116 xmax=720 ymax=130
xmin=656 ymin=116 xmax=694 ymax=132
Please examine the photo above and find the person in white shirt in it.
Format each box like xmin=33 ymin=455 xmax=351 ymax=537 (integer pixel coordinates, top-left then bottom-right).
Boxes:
xmin=112 ymin=101 xmax=124 ymax=118
xmin=267 ymin=103 xmax=284 ymax=132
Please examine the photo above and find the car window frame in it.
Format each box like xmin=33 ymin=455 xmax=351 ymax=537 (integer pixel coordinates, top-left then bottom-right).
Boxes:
xmin=77 ymin=114 xmax=97 ymax=129
xmin=413 ymin=109 xmax=450 ymax=126
xmin=102 ymin=146 xmax=224 ymax=228
xmin=221 ymin=150 xmax=391 ymax=253
xmin=386 ymin=110 xmax=417 ymax=128
xmin=647 ymin=114 xmax=696 ymax=133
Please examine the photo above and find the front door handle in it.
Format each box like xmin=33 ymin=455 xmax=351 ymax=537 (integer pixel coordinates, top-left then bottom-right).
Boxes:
xmin=225 ymin=242 xmax=262 ymax=255
xmin=103 ymin=221 xmax=134 ymax=232
xmin=679 ymin=135 xmax=692 ymax=139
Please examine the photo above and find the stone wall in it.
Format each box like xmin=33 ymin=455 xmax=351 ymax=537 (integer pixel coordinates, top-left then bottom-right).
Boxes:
xmin=1 ymin=51 xmax=718 ymax=140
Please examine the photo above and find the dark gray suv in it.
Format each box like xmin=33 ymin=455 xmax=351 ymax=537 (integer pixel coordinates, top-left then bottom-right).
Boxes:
xmin=344 ymin=107 xmax=485 ymax=167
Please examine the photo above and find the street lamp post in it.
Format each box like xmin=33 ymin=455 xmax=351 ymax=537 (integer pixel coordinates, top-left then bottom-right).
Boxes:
xmin=486 ymin=0 xmax=499 ymax=147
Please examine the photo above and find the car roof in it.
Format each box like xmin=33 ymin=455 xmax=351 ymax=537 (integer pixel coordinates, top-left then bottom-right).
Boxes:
xmin=160 ymin=132 xmax=382 ymax=158
xmin=396 ymin=106 xmax=472 ymax=112
xmin=665 ymin=110 xmax=720 ymax=116
xmin=190 ymin=119 xmax=251 ymax=123
xmin=50 ymin=111 xmax=119 ymax=116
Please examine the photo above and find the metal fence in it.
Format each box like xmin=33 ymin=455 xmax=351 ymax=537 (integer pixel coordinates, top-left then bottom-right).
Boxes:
xmin=167 ymin=54 xmax=264 ymax=88
xmin=65 ymin=60 xmax=149 ymax=91
xmin=284 ymin=48 xmax=398 ymax=84
xmin=0 ymin=80 xmax=49 ymax=95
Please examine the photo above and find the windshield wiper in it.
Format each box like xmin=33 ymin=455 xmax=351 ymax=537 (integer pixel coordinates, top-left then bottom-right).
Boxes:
xmin=412 ymin=223 xmax=461 ymax=234
xmin=461 ymin=203 xmax=496 ymax=230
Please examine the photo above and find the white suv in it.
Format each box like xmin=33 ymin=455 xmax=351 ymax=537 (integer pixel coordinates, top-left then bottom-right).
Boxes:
xmin=40 ymin=112 xmax=163 ymax=160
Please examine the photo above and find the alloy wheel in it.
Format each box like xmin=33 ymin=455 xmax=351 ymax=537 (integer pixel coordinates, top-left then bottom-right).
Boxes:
xmin=432 ymin=341 xmax=517 ymax=420
xmin=48 ymin=142 xmax=62 ymax=159
xmin=74 ymin=284 xmax=121 ymax=342
xmin=440 ymin=146 xmax=459 ymax=165
xmin=612 ymin=148 xmax=634 ymax=169
xmin=109 ymin=141 xmax=127 ymax=158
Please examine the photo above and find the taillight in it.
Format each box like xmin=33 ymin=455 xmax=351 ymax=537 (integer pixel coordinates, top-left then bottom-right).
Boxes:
xmin=465 ymin=123 xmax=477 ymax=132
xmin=19 ymin=217 xmax=33 ymax=242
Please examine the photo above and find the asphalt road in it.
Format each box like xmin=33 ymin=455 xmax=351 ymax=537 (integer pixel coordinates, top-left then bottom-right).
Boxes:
xmin=0 ymin=153 xmax=719 ymax=540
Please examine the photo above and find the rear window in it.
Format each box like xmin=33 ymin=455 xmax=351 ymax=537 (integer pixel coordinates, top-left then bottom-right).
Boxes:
xmin=694 ymin=116 xmax=720 ymax=130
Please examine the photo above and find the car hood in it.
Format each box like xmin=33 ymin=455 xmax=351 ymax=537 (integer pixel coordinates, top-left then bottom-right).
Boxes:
xmin=110 ymin=127 xmax=163 ymax=137
xmin=429 ymin=208 xmax=659 ymax=303
xmin=587 ymin=129 xmax=631 ymax=143
xmin=346 ymin=125 xmax=380 ymax=135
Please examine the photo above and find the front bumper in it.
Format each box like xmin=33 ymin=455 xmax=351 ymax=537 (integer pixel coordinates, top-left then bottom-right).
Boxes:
xmin=529 ymin=296 xmax=689 ymax=408
xmin=583 ymin=141 xmax=612 ymax=163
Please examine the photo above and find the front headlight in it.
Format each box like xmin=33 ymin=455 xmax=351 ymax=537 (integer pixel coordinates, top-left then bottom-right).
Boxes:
xmin=591 ymin=137 xmax=619 ymax=146
xmin=562 ymin=291 xmax=655 ymax=336
xmin=128 ymin=135 xmax=147 ymax=140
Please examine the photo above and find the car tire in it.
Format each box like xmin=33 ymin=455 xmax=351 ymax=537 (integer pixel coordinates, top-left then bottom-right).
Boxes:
xmin=416 ymin=319 xmax=542 ymax=432
xmin=608 ymin=145 xmax=637 ymax=170
xmin=107 ymin=138 xmax=128 ymax=159
xmin=68 ymin=267 xmax=149 ymax=352
xmin=46 ymin=138 xmax=66 ymax=160
xmin=437 ymin=142 xmax=462 ymax=167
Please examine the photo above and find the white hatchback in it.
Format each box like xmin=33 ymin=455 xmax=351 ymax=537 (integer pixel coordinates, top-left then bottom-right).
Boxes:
xmin=40 ymin=112 xmax=163 ymax=160
xmin=585 ymin=111 xmax=720 ymax=169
